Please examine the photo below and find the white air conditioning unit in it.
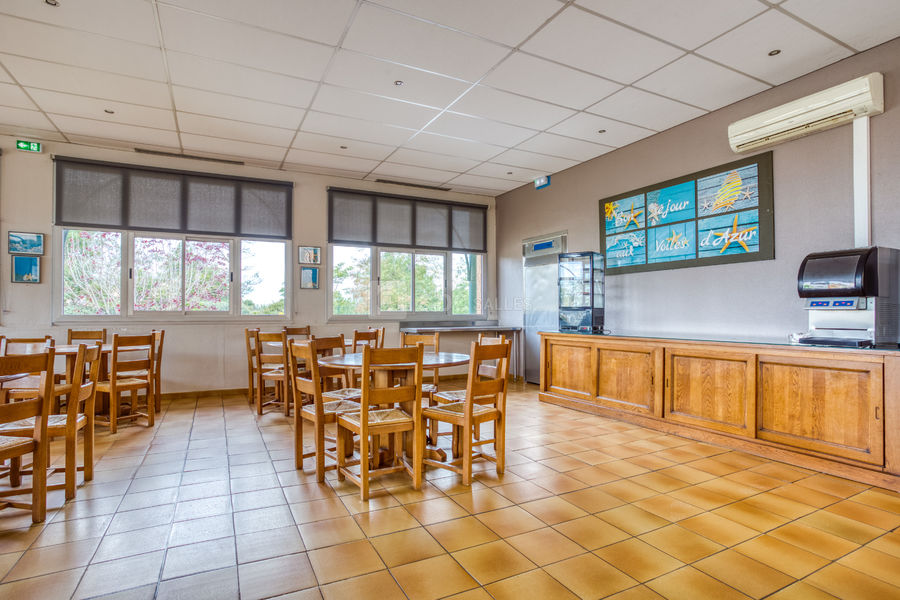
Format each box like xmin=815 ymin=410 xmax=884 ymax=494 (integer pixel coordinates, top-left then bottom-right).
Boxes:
xmin=728 ymin=72 xmax=884 ymax=153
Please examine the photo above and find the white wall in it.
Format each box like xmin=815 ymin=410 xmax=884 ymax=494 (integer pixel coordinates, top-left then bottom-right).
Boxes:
xmin=0 ymin=137 xmax=496 ymax=392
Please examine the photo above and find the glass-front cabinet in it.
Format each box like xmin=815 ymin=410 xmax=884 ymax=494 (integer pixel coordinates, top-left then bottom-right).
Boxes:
xmin=558 ymin=251 xmax=604 ymax=334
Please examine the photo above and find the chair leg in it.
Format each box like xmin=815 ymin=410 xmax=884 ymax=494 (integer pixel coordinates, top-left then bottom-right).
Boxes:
xmin=255 ymin=381 xmax=263 ymax=416
xmin=9 ymin=457 xmax=21 ymax=487
xmin=146 ymin=390 xmax=155 ymax=427
xmin=32 ymin=441 xmax=48 ymax=523
xmin=336 ymin=426 xmax=347 ymax=482
xmin=413 ymin=425 xmax=423 ymax=491
xmin=315 ymin=420 xmax=326 ymax=483
xmin=84 ymin=418 xmax=95 ymax=483
xmin=110 ymin=391 xmax=118 ymax=434
xmin=462 ymin=425 xmax=473 ymax=486
xmin=155 ymin=375 xmax=162 ymax=413
xmin=360 ymin=432 xmax=369 ymax=502
xmin=65 ymin=431 xmax=77 ymax=500
xmin=294 ymin=403 xmax=303 ymax=471
xmin=495 ymin=415 xmax=505 ymax=475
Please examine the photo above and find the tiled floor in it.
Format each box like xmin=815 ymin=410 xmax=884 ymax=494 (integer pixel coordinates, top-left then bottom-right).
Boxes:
xmin=1 ymin=382 xmax=900 ymax=599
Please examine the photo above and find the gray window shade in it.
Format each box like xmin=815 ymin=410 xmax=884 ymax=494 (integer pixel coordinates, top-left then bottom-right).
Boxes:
xmin=376 ymin=198 xmax=412 ymax=245
xmin=452 ymin=206 xmax=485 ymax=251
xmin=416 ymin=203 xmax=449 ymax=248
xmin=129 ymin=172 xmax=182 ymax=230
xmin=57 ymin=162 xmax=123 ymax=227
xmin=54 ymin=157 xmax=292 ymax=239
xmin=331 ymin=192 xmax=373 ymax=243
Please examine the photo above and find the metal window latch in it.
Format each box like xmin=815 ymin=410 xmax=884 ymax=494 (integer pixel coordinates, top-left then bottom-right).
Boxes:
xmin=129 ymin=268 xmax=133 ymax=279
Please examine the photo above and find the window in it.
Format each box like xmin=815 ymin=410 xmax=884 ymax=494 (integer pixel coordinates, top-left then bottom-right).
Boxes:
xmin=63 ymin=230 xmax=122 ymax=316
xmin=332 ymin=246 xmax=371 ymax=316
xmin=452 ymin=253 xmax=483 ymax=315
xmin=240 ymin=240 xmax=286 ymax=315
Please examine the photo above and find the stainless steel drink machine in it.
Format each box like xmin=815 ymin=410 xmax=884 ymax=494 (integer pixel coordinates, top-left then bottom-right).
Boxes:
xmin=797 ymin=246 xmax=900 ymax=348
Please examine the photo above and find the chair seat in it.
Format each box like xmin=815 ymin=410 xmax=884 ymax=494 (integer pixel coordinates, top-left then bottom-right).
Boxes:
xmin=433 ymin=390 xmax=496 ymax=404
xmin=0 ymin=414 xmax=86 ymax=434
xmin=323 ymin=388 xmax=361 ymax=401
xmin=3 ymin=377 xmax=71 ymax=395
xmin=119 ymin=369 xmax=149 ymax=378
xmin=424 ymin=402 xmax=498 ymax=421
xmin=96 ymin=378 xmax=149 ymax=391
xmin=261 ymin=369 xmax=285 ymax=380
xmin=422 ymin=383 xmax=437 ymax=394
xmin=341 ymin=407 xmax=412 ymax=426
xmin=301 ymin=399 xmax=360 ymax=418
xmin=0 ymin=435 xmax=35 ymax=455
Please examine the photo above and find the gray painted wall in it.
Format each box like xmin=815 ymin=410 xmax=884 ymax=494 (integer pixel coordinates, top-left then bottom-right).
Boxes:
xmin=496 ymin=37 xmax=900 ymax=342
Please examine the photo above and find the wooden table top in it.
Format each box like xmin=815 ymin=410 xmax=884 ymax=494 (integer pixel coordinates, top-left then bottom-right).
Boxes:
xmin=55 ymin=344 xmax=149 ymax=355
xmin=318 ymin=351 xmax=469 ymax=369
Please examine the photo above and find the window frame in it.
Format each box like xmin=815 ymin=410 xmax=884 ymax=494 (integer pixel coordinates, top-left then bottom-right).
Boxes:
xmin=52 ymin=225 xmax=292 ymax=324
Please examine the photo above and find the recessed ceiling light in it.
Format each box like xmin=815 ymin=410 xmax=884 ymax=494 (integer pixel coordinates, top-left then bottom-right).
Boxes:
xmin=339 ymin=145 xmax=348 ymax=149
xmin=506 ymin=171 xmax=513 ymax=175
xmin=45 ymin=0 xmax=59 ymax=6
xmin=104 ymin=108 xmax=115 ymax=114
xmin=768 ymin=49 xmax=781 ymax=56
xmin=393 ymin=80 xmax=404 ymax=86
xmin=597 ymin=129 xmax=607 ymax=134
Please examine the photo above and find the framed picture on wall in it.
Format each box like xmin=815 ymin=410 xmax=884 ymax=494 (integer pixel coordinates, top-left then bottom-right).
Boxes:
xmin=8 ymin=231 xmax=44 ymax=255
xmin=12 ymin=255 xmax=40 ymax=283
xmin=299 ymin=246 xmax=321 ymax=264
xmin=300 ymin=266 xmax=319 ymax=289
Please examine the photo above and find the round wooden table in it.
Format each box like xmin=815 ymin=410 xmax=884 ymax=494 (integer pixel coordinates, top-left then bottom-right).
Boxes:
xmin=318 ymin=351 xmax=469 ymax=371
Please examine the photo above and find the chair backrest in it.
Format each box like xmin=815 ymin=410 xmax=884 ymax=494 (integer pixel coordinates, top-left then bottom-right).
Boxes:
xmin=475 ymin=334 xmax=506 ymax=378
xmin=289 ymin=339 xmax=324 ymax=417
xmin=352 ymin=329 xmax=379 ymax=352
xmin=464 ymin=340 xmax=511 ymax=411
xmin=400 ymin=332 xmax=439 ymax=352
xmin=1 ymin=336 xmax=54 ymax=356
xmin=358 ymin=344 xmax=423 ymax=429
xmin=310 ymin=334 xmax=346 ymax=357
xmin=67 ymin=329 xmax=107 ymax=344
xmin=110 ymin=333 xmax=154 ymax=380
xmin=0 ymin=350 xmax=54 ymax=434
xmin=66 ymin=342 xmax=102 ymax=419
xmin=369 ymin=327 xmax=385 ymax=348
xmin=284 ymin=326 xmax=311 ymax=340
xmin=151 ymin=329 xmax=165 ymax=378
xmin=256 ymin=331 xmax=288 ymax=371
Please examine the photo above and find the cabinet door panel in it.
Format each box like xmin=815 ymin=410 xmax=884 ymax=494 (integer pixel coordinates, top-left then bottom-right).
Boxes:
xmin=596 ymin=344 xmax=661 ymax=415
xmin=665 ymin=349 xmax=756 ymax=436
xmin=757 ymin=355 xmax=883 ymax=465
xmin=547 ymin=342 xmax=594 ymax=400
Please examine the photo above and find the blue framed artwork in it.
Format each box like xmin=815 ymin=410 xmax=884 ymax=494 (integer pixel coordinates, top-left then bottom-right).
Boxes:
xmin=8 ymin=231 xmax=44 ymax=255
xmin=599 ymin=152 xmax=773 ymax=274
xmin=300 ymin=266 xmax=319 ymax=289
xmin=12 ymin=255 xmax=40 ymax=283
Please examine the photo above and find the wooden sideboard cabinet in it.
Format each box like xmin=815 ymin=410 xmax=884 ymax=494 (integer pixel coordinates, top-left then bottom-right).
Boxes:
xmin=596 ymin=341 xmax=662 ymax=416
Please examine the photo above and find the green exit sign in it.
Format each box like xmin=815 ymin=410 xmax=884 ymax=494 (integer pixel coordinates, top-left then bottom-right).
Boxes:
xmin=16 ymin=140 xmax=42 ymax=153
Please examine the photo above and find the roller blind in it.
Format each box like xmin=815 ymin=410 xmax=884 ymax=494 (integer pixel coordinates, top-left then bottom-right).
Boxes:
xmin=55 ymin=157 xmax=292 ymax=239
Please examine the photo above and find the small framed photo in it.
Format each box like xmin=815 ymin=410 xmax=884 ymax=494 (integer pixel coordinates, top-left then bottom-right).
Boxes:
xmin=299 ymin=246 xmax=321 ymax=264
xmin=12 ymin=255 xmax=40 ymax=283
xmin=8 ymin=231 xmax=44 ymax=255
xmin=300 ymin=266 xmax=319 ymax=289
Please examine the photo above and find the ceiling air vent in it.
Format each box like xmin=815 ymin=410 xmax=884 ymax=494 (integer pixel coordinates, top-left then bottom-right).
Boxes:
xmin=134 ymin=147 xmax=245 ymax=166
xmin=375 ymin=178 xmax=451 ymax=192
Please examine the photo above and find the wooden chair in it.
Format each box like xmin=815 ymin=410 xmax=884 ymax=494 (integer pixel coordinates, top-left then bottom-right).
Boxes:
xmin=254 ymin=331 xmax=290 ymax=416
xmin=289 ymin=340 xmax=360 ymax=481
xmin=336 ymin=344 xmax=424 ymax=501
xmin=67 ymin=329 xmax=107 ymax=344
xmin=433 ymin=334 xmax=506 ymax=404
xmin=0 ymin=349 xmax=54 ymax=523
xmin=368 ymin=327 xmax=386 ymax=348
xmin=420 ymin=340 xmax=510 ymax=485
xmin=0 ymin=336 xmax=53 ymax=356
xmin=310 ymin=335 xmax=362 ymax=402
xmin=348 ymin=330 xmax=380 ymax=387
xmin=284 ymin=326 xmax=311 ymax=340
xmin=244 ymin=328 xmax=260 ymax=406
xmin=401 ymin=332 xmax=440 ymax=440
xmin=150 ymin=330 xmax=165 ymax=412
xmin=0 ymin=342 xmax=101 ymax=500
xmin=0 ymin=338 xmax=67 ymax=408
xmin=95 ymin=334 xmax=155 ymax=434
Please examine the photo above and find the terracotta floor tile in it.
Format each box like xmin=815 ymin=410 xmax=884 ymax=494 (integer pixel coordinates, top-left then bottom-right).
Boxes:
xmin=156 ymin=565 xmax=238 ymax=600
xmin=567 ymin=465 xmax=622 ymax=486
xmin=598 ymin=479 xmax=658 ymax=502
xmin=553 ymin=515 xmax=631 ymax=550
xmin=667 ymin=484 xmax=733 ymax=511
xmin=838 ymin=546 xmax=900 ymax=586
xmin=646 ymin=566 xmax=752 ymax=600
xmin=452 ymin=539 xmax=536 ymax=584
xmin=493 ymin=480 xmax=553 ymax=503
xmin=540 ymin=455 xmax=590 ymax=472
xmin=232 ymin=487 xmax=287 ymax=512
xmin=450 ymin=488 xmax=514 ymax=514
xmin=236 ymin=525 xmax=305 ymax=564
xmin=390 ymin=554 xmax=477 ymax=600
xmin=308 ymin=539 xmax=385 ymax=584
xmin=769 ymin=522 xmax=859 ymax=560
xmin=3 ymin=537 xmax=100 ymax=582
xmin=485 ymin=568 xmax=578 ymax=600
xmin=597 ymin=504 xmax=669 ymax=536
xmin=339 ymin=489 xmax=400 ymax=514
xmin=320 ymin=569 xmax=406 ymax=600
xmin=769 ymin=483 xmax=841 ymax=509
xmin=633 ymin=494 xmax=704 ymax=522
xmin=92 ymin=523 xmax=170 ymax=563
xmin=370 ymin=527 xmax=445 ymax=567
xmin=505 ymin=527 xmax=585 ymax=566
xmin=353 ymin=506 xmax=419 ymax=537
xmin=173 ymin=495 xmax=232 ymax=521
xmin=851 ymin=488 xmax=900 ymax=513
xmin=403 ymin=496 xmax=467 ymax=526
xmin=282 ymin=482 xmax=337 ymax=504
xmin=544 ymin=552 xmax=636 ymax=598
xmin=0 ymin=567 xmax=85 ymax=600
xmin=798 ymin=510 xmax=883 ymax=544
xmin=290 ymin=497 xmax=350 ymax=524
xmin=298 ymin=515 xmax=365 ymax=549
xmin=162 ymin=536 xmax=236 ymax=580
xmin=229 ymin=473 xmax=280 ymax=494
xmin=796 ymin=474 xmax=869 ymax=499
xmin=723 ymin=470 xmax=785 ymax=492
xmin=233 ymin=504 xmax=295 ymax=535
xmin=73 ymin=550 xmax=165 ymax=599
xmin=31 ymin=515 xmax=111 ymax=547
xmin=605 ymin=585 xmax=666 ymax=600
xmin=749 ymin=462 xmax=813 ymax=483
xmin=475 ymin=505 xmax=545 ymax=538
xmin=741 ymin=492 xmax=817 ymax=520
xmin=426 ymin=516 xmax=498 ymax=552
xmin=531 ymin=473 xmax=590 ymax=495
xmin=442 ymin=588 xmax=492 ymax=600
xmin=805 ymin=563 xmax=900 ymax=599
xmin=630 ymin=471 xmax=689 ymax=493
xmin=869 ymin=530 xmax=900 ymax=558
xmin=825 ymin=499 xmax=900 ymax=530
xmin=560 ymin=486 xmax=624 ymax=513
xmin=659 ymin=464 xmax=717 ymax=485
xmin=765 ymin=581 xmax=840 ymax=600
xmin=0 ymin=552 xmax=21 ymax=580
xmin=733 ymin=534 xmax=828 ymax=578
xmin=627 ymin=453 xmax=677 ymax=471
xmin=695 ymin=548 xmax=794 ymax=598
xmin=168 ymin=513 xmax=233 ymax=547
xmin=713 ymin=501 xmax=787 ymax=532
xmin=639 ymin=524 xmax=724 ymax=562
xmin=595 ymin=538 xmax=683 ymax=582
xmin=678 ymin=512 xmax=762 ymax=547
xmin=520 ymin=496 xmax=588 ymax=525
xmin=237 ymin=553 xmax=317 ymax=600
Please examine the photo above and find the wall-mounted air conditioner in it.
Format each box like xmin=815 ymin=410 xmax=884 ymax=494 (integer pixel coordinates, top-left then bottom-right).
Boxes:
xmin=728 ymin=72 xmax=884 ymax=153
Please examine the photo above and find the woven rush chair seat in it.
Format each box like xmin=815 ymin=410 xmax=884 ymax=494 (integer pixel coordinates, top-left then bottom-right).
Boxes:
xmin=433 ymin=389 xmax=498 ymax=403
xmin=0 ymin=414 xmax=86 ymax=430
xmin=322 ymin=387 xmax=361 ymax=401
xmin=0 ymin=436 xmax=33 ymax=454
xmin=300 ymin=399 xmax=359 ymax=418
xmin=340 ymin=407 xmax=412 ymax=427
xmin=423 ymin=402 xmax=498 ymax=419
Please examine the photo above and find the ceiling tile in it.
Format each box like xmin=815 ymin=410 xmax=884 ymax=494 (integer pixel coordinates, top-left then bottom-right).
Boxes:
xmin=371 ymin=162 xmax=459 ymax=184
xmin=368 ymin=0 xmax=563 ymax=46
xmin=386 ymin=148 xmax=481 ymax=172
xmin=177 ymin=112 xmax=295 ymax=147
xmin=696 ymin=9 xmax=852 ymax=85
xmin=181 ymin=133 xmax=286 ymax=162
xmin=0 ymin=15 xmax=166 ymax=80
xmin=446 ymin=184 xmax=502 ymax=197
xmin=490 ymin=148 xmax=578 ymax=173
xmin=446 ymin=173 xmax=520 ymax=192
xmin=577 ymin=0 xmax=767 ymax=50
xmin=548 ymin=112 xmax=655 ymax=146
xmin=312 ymin=85 xmax=439 ymax=130
xmin=49 ymin=114 xmax=179 ymax=147
xmin=158 ymin=5 xmax=333 ymax=80
xmin=483 ymin=52 xmax=622 ymax=110
xmin=162 ymin=0 xmax=356 ymax=45
xmin=451 ymin=85 xmax=575 ymax=130
xmin=342 ymin=3 xmax=509 ymax=82
xmin=301 ymin=111 xmax=416 ymax=146
xmin=781 ymin=0 xmax=900 ymax=51
xmin=0 ymin=69 xmax=11 ymax=84
xmin=0 ymin=83 xmax=35 ymax=110
xmin=587 ymin=87 xmax=706 ymax=131
xmin=166 ymin=52 xmax=317 ymax=108
xmin=0 ymin=124 xmax=66 ymax=142
xmin=172 ymin=86 xmax=304 ymax=130
xmin=283 ymin=162 xmax=368 ymax=180
xmin=467 ymin=162 xmax=543 ymax=183
xmin=402 ymin=132 xmax=505 ymax=161
xmin=284 ymin=148 xmax=380 ymax=172
xmin=426 ymin=112 xmax=536 ymax=147
xmin=0 ymin=106 xmax=55 ymax=131
xmin=325 ymin=50 xmax=470 ymax=109
xmin=1 ymin=0 xmax=160 ymax=46
xmin=635 ymin=54 xmax=770 ymax=110
xmin=0 ymin=54 xmax=172 ymax=108
xmin=292 ymin=131 xmax=396 ymax=161
xmin=521 ymin=6 xmax=683 ymax=83
xmin=27 ymin=89 xmax=175 ymax=130
xmin=515 ymin=132 xmax=614 ymax=161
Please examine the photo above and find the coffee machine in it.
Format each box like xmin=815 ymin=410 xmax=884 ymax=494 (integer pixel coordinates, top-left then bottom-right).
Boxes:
xmin=796 ymin=247 xmax=900 ymax=348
